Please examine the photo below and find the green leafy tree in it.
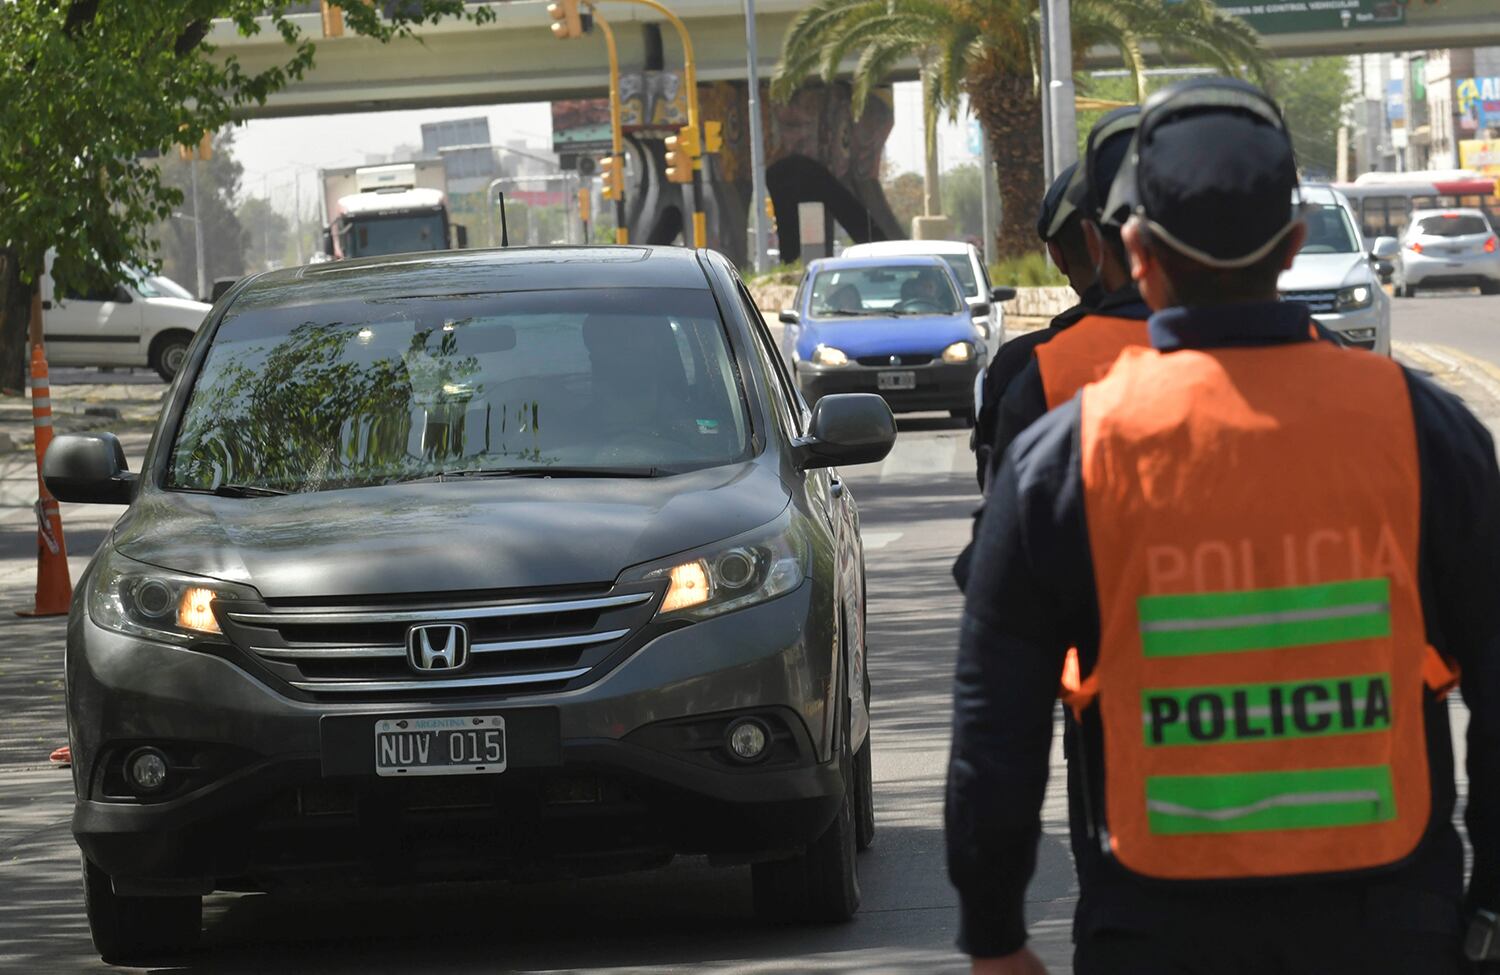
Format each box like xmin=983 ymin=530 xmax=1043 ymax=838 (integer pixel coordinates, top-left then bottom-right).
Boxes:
xmin=238 ymin=196 xmax=291 ymax=275
xmin=0 ymin=1 xmax=491 ymax=391
xmin=1265 ymin=56 xmax=1350 ymax=180
xmin=154 ymin=130 xmax=250 ymax=292
xmin=941 ymin=163 xmax=985 ymax=240
xmin=774 ymin=0 xmax=1265 ymax=258
xmin=883 ymin=171 xmax=926 ymax=235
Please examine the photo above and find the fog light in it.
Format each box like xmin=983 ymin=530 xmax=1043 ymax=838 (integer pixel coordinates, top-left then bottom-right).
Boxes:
xmin=125 ymin=747 xmax=169 ymax=794
xmin=726 ymin=719 xmax=769 ymax=763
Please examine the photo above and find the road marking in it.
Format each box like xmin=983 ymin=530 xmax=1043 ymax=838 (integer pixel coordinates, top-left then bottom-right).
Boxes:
xmin=861 ymin=531 xmax=903 ymax=550
xmin=879 ymin=432 xmax=966 ymax=480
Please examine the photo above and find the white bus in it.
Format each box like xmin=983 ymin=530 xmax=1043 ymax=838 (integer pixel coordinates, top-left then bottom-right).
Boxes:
xmin=1334 ymin=170 xmax=1499 ymax=240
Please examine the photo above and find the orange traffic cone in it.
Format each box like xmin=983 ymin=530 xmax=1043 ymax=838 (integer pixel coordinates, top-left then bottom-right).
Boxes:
xmin=17 ymin=343 xmax=71 ymax=617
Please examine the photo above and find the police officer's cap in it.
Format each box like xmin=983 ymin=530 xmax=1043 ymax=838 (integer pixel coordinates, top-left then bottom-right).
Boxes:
xmin=1037 ymin=162 xmax=1080 ymax=242
xmin=1101 ymin=77 xmax=1301 ymax=269
xmin=1078 ymin=106 xmax=1141 ymax=224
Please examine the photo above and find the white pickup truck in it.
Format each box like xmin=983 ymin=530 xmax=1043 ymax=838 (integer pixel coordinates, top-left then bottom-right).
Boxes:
xmin=41 ymin=259 xmax=211 ymax=381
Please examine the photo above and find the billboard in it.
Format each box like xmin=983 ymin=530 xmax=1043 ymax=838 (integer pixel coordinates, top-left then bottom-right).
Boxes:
xmin=1459 ymin=139 xmax=1500 ymax=179
xmin=1213 ymin=0 xmax=1404 ymax=33
xmin=1457 ymin=78 xmax=1500 ymax=134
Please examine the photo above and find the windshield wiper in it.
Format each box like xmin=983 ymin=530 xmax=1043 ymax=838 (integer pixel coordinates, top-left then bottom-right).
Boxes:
xmin=424 ymin=466 xmax=669 ymax=481
xmin=205 ymin=484 xmax=288 ymax=498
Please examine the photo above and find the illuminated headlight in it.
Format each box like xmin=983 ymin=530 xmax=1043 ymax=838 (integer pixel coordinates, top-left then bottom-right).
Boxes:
xmin=1335 ymin=285 xmax=1373 ymax=311
xmin=88 ymin=547 xmax=255 ymax=644
xmin=623 ymin=513 xmax=810 ymax=621
xmin=811 ymin=345 xmax=849 ymax=367
xmin=942 ymin=341 xmax=975 ymax=363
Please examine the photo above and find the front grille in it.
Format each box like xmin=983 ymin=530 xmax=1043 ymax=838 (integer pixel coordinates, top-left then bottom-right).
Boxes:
xmin=855 ymin=353 xmax=934 ymax=367
xmin=220 ymin=588 xmax=658 ymax=696
xmin=1281 ymin=290 xmax=1338 ymax=314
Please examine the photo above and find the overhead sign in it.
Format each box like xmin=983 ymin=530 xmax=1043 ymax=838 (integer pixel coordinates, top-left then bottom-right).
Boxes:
xmin=1457 ymin=78 xmax=1500 ymax=133
xmin=1213 ymin=0 xmax=1404 ymax=33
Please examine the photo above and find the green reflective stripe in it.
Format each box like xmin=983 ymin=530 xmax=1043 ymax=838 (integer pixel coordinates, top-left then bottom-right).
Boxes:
xmin=1138 ymin=579 xmax=1391 ymax=657
xmin=1141 ymin=674 xmax=1392 ymax=747
xmin=1146 ymin=766 xmax=1396 ymax=835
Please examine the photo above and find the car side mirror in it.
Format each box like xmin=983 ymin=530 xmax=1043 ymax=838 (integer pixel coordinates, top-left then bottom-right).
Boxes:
xmin=778 ymin=309 xmax=799 ymax=325
xmin=990 ymin=286 xmax=1017 ymax=303
xmin=113 ymin=284 xmax=134 ymax=304
xmin=970 ymin=302 xmax=992 ymax=317
xmin=1371 ymin=236 xmax=1400 ymax=261
xmin=43 ymin=433 xmax=137 ymax=505
xmin=794 ymin=394 xmax=896 ymax=470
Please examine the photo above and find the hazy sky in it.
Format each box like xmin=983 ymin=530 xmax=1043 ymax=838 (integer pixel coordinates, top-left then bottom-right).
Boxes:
xmin=232 ymin=82 xmax=981 ymax=217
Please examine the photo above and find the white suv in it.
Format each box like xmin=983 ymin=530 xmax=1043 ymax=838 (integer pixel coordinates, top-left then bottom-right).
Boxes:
xmin=41 ymin=258 xmax=211 ymax=381
xmin=840 ymin=239 xmax=1013 ymax=355
xmin=1278 ymin=184 xmax=1393 ymax=356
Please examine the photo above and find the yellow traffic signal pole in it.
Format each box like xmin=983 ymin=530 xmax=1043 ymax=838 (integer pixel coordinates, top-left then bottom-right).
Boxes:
xmin=604 ymin=0 xmax=704 ymax=247
xmin=584 ymin=3 xmax=629 ymax=244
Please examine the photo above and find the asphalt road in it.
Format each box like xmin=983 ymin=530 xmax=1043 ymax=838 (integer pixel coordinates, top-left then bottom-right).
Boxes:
xmin=1390 ymin=287 xmax=1500 ymax=360
xmin=1 ymin=294 xmax=1497 ymax=973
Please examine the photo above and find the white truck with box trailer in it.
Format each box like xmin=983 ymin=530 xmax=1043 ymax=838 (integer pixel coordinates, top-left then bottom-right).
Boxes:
xmin=320 ymin=161 xmax=469 ymax=260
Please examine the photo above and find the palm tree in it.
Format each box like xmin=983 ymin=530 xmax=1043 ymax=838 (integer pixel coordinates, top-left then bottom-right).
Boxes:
xmin=774 ymin=0 xmax=1265 ymax=258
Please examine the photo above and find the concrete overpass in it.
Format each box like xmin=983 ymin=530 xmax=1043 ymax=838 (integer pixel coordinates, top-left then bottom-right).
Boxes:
xmin=213 ymin=0 xmax=1500 ymax=119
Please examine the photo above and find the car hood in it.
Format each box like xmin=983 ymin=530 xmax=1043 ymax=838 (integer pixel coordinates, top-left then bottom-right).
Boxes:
xmin=798 ymin=313 xmax=976 ymax=359
xmin=1279 ymin=253 xmax=1368 ymax=291
xmin=144 ymin=296 xmax=212 ymax=322
xmin=113 ymin=461 xmax=789 ymax=599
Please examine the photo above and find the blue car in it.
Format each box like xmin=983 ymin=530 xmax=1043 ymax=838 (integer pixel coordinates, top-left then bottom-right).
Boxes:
xmin=780 ymin=256 xmax=987 ymax=423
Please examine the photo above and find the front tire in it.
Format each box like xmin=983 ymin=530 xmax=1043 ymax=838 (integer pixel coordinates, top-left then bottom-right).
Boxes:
xmin=752 ymin=711 xmax=861 ymax=923
xmin=83 ymin=858 xmax=201 ymax=963
xmin=854 ymin=731 xmax=875 ymax=852
xmin=1480 ymin=280 xmax=1500 ymax=296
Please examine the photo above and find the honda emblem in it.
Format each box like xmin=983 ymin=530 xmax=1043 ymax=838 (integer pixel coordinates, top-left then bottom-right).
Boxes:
xmin=406 ymin=623 xmax=469 ymax=672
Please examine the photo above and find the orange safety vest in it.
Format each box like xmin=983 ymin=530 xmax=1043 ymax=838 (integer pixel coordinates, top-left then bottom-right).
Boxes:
xmin=1072 ymin=340 xmax=1457 ymax=882
xmin=1034 ymin=314 xmax=1152 ymax=411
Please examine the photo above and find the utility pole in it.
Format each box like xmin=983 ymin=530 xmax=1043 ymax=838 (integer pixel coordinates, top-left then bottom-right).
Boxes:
xmin=190 ymin=156 xmax=207 ymax=301
xmin=1039 ymin=0 xmax=1055 ymax=185
xmin=743 ymin=0 xmax=770 ymax=272
xmin=980 ymin=124 xmax=998 ymax=266
xmin=1043 ymin=0 xmax=1078 ymax=177
xmin=293 ymin=174 xmax=305 ymax=265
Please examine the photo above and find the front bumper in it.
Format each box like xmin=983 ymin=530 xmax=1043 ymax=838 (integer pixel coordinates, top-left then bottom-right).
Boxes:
xmin=66 ymin=583 xmax=845 ymax=891
xmin=1314 ymin=303 xmax=1390 ymax=356
xmin=798 ymin=359 xmax=980 ymax=413
xmin=1402 ymin=251 xmax=1500 ymax=287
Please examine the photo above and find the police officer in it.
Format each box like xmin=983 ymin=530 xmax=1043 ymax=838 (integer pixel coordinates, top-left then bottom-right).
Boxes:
xmin=988 ymin=107 xmax=1154 ymax=465
xmin=971 ymin=162 xmax=1099 ymax=489
xmin=955 ymin=109 xmax=1153 ymax=592
xmin=946 ymin=77 xmax=1500 ymax=975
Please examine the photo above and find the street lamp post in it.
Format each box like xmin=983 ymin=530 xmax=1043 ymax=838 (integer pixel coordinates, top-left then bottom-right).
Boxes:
xmin=743 ymin=0 xmax=770 ymax=273
xmin=189 ymin=156 xmax=207 ymax=301
xmin=1042 ymin=0 xmax=1078 ymax=177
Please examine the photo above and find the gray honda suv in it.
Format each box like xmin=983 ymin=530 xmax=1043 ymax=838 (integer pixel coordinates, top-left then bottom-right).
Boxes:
xmin=44 ymin=246 xmax=896 ymax=963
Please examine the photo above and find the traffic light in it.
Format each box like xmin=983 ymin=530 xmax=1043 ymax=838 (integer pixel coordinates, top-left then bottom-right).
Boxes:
xmin=703 ymin=120 xmax=723 ymax=154
xmin=664 ymin=129 xmax=695 ymax=184
xmin=600 ymin=155 xmax=624 ymax=201
xmin=548 ymin=0 xmax=584 ymax=38
xmin=320 ymin=0 xmax=344 ymax=38
xmin=178 ymin=130 xmax=213 ymax=161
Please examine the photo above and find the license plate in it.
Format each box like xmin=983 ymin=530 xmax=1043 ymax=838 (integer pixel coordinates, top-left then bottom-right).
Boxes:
xmin=375 ymin=714 xmax=506 ymax=777
xmin=878 ymin=370 xmax=916 ymax=391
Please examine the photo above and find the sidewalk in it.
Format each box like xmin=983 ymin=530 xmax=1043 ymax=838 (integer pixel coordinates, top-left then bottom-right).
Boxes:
xmin=0 ymin=368 xmax=159 ymax=768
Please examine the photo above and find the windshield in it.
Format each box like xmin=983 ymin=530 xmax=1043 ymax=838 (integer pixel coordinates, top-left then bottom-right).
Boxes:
xmin=1299 ymin=204 xmax=1361 ymax=254
xmin=135 ymin=274 xmax=195 ymax=300
xmin=341 ymin=211 xmax=448 ymax=257
xmin=167 ymin=288 xmax=752 ymax=493
xmin=1413 ymin=214 xmax=1491 ymax=237
xmin=809 ymin=265 xmax=963 ymax=316
xmin=939 ymin=255 xmax=978 ymax=296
